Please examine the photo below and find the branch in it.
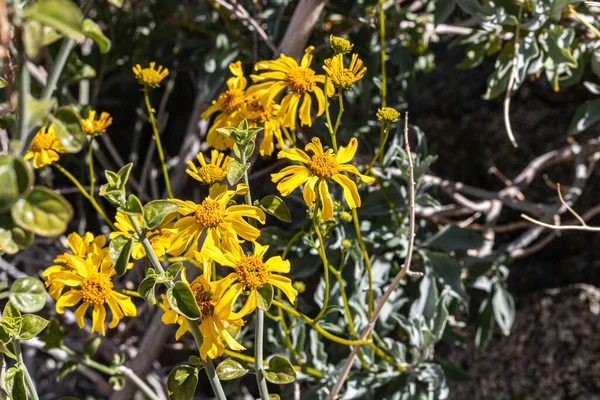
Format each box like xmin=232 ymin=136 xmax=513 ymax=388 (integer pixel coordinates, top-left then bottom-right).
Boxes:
xmin=503 ymin=5 xmax=523 ymax=148
xmin=278 ymin=0 xmax=327 ymax=58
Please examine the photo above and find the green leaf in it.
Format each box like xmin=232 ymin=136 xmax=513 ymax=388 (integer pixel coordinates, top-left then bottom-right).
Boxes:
xmin=475 ymin=296 xmax=495 ymax=351
xmin=82 ymin=19 xmax=111 ymax=53
xmin=259 ymin=195 xmax=291 ymax=223
xmin=17 ymin=314 xmax=48 ymax=340
xmin=0 ymin=155 xmax=33 ymax=213
xmin=226 ymin=160 xmax=250 ymax=186
xmin=257 ymin=283 xmax=273 ymax=311
xmin=143 ymin=200 xmax=179 ymax=230
xmin=138 ymin=275 xmax=157 ymax=305
xmin=4 ymin=301 xmax=21 ymax=321
xmin=492 ymin=283 xmax=515 ymax=336
xmin=11 ymin=186 xmax=73 ymax=237
xmin=9 ymin=277 xmax=47 ymax=313
xmin=5 ymin=365 xmax=27 ymax=400
xmin=420 ymin=250 xmax=469 ymax=305
xmin=165 ymin=262 xmax=182 ymax=280
xmin=216 ymin=358 xmax=248 ymax=380
xmin=109 ymin=235 xmax=133 ymax=276
xmin=264 ymin=355 xmax=296 ymax=384
xmin=51 ymin=106 xmax=85 ymax=153
xmin=457 ymin=41 xmax=489 ymax=69
xmin=40 ymin=319 xmax=63 ymax=350
xmin=568 ymin=99 xmax=600 ymax=135
xmin=438 ymin=358 xmax=474 ymax=382
xmin=167 ymin=365 xmax=198 ymax=400
xmin=22 ymin=20 xmax=43 ymax=58
xmin=483 ymin=43 xmax=513 ymax=100
xmin=27 ymin=97 xmax=55 ymax=129
xmin=83 ymin=336 xmax=101 ymax=357
xmin=171 ymin=282 xmax=201 ymax=320
xmin=58 ymin=360 xmax=79 ymax=382
xmin=422 ymin=225 xmax=484 ymax=252
xmin=23 ymin=0 xmax=84 ymax=41
xmin=108 ymin=0 xmax=123 ymax=7
xmin=118 ymin=194 xmax=143 ymax=216
xmin=188 ymin=355 xmax=202 ymax=366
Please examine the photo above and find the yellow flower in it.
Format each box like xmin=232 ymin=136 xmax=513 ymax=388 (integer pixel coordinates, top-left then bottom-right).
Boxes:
xmin=132 ymin=61 xmax=169 ymax=87
xmin=24 ymin=125 xmax=67 ymax=169
xmin=109 ymin=212 xmax=174 ymax=260
xmin=82 ymin=110 xmax=113 ymax=136
xmin=204 ymin=236 xmax=297 ymax=319
xmin=376 ymin=107 xmax=401 ymax=123
xmin=323 ymin=53 xmax=366 ymax=92
xmin=247 ymin=46 xmax=326 ymax=129
xmin=43 ymin=232 xmax=108 ymax=300
xmin=242 ymin=97 xmax=284 ymax=156
xmin=167 ymin=184 xmax=266 ymax=256
xmin=186 ymin=150 xmax=232 ymax=185
xmin=160 ymin=261 xmax=246 ymax=360
xmin=271 ymin=137 xmax=374 ymax=221
xmin=201 ymin=61 xmax=247 ymax=150
xmin=329 ymin=35 xmax=354 ymax=54
xmin=42 ymin=242 xmax=137 ymax=335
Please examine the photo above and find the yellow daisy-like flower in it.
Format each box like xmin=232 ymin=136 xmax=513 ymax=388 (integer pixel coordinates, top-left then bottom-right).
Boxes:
xmin=161 ymin=262 xmax=246 ymax=360
xmin=201 ymin=61 xmax=247 ymax=150
xmin=167 ymin=184 xmax=266 ymax=256
xmin=242 ymin=97 xmax=284 ymax=156
xmin=271 ymin=137 xmax=375 ymax=221
xmin=186 ymin=150 xmax=232 ymax=186
xmin=323 ymin=53 xmax=366 ymax=92
xmin=204 ymin=236 xmax=297 ymax=319
xmin=132 ymin=61 xmax=169 ymax=87
xmin=43 ymin=232 xmax=108 ymax=300
xmin=109 ymin=212 xmax=174 ymax=260
xmin=82 ymin=110 xmax=113 ymax=136
xmin=24 ymin=125 xmax=67 ymax=169
xmin=376 ymin=107 xmax=401 ymax=123
xmin=247 ymin=46 xmax=327 ymax=130
xmin=42 ymin=245 xmax=137 ymax=335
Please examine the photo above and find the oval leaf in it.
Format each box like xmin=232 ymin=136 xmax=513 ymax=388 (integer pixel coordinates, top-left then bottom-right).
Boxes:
xmin=257 ymin=283 xmax=273 ymax=311
xmin=216 ymin=358 xmax=249 ymax=381
xmin=264 ymin=355 xmax=296 ymax=385
xmin=0 ymin=155 xmax=33 ymax=213
xmin=51 ymin=107 xmax=85 ymax=153
xmin=118 ymin=194 xmax=143 ymax=216
xmin=82 ymin=19 xmax=111 ymax=53
xmin=5 ymin=365 xmax=27 ymax=400
xmin=11 ymin=186 xmax=73 ymax=236
xmin=23 ymin=0 xmax=84 ymax=41
xmin=568 ymin=99 xmax=600 ymax=135
xmin=18 ymin=314 xmax=49 ymax=340
xmin=167 ymin=365 xmax=198 ymax=400
xmin=492 ymin=283 xmax=515 ymax=336
xmin=143 ymin=200 xmax=179 ymax=230
xmin=9 ymin=277 xmax=47 ymax=313
xmin=171 ymin=282 xmax=201 ymax=320
xmin=259 ymin=195 xmax=291 ymax=223
xmin=109 ymin=235 xmax=133 ymax=277
xmin=138 ymin=275 xmax=157 ymax=305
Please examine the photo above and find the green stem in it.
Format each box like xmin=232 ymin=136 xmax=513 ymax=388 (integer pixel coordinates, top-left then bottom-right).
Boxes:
xmin=239 ymin=148 xmax=270 ymax=400
xmin=127 ymin=215 xmax=228 ymax=400
xmin=17 ymin=65 xmax=30 ymax=150
xmin=223 ymin=349 xmax=324 ymax=379
xmin=54 ymin=163 xmax=116 ymax=230
xmin=12 ymin=340 xmax=39 ymax=400
xmin=332 ymin=93 xmax=344 ymax=143
xmin=142 ymin=86 xmax=174 ymax=198
xmin=41 ymin=38 xmax=75 ymax=101
xmin=379 ymin=0 xmax=387 ymax=108
xmin=324 ymin=76 xmax=337 ymax=150
xmin=118 ymin=366 xmax=161 ymax=400
xmin=352 ymin=208 xmax=373 ymax=318
xmin=282 ymin=229 xmax=304 ymax=260
xmin=367 ymin=123 xmax=390 ymax=170
xmin=311 ymin=204 xmax=330 ymax=323
xmin=88 ymin=138 xmax=95 ymax=196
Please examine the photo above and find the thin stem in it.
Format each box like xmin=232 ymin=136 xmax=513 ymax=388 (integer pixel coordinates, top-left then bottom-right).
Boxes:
xmin=88 ymin=138 xmax=95 ymax=196
xmin=277 ymin=299 xmax=302 ymax=362
xmin=351 ymin=208 xmax=372 ymax=318
xmin=239 ymin=148 xmax=269 ymax=400
xmin=118 ymin=366 xmax=161 ymax=400
xmin=61 ymin=345 xmax=116 ymax=375
xmin=282 ymin=229 xmax=304 ymax=259
xmin=223 ymin=349 xmax=324 ymax=379
xmin=54 ymin=163 xmax=116 ymax=230
xmin=17 ymin=65 xmax=30 ymax=150
xmin=379 ymin=0 xmax=387 ymax=108
xmin=503 ymin=5 xmax=523 ymax=149
xmin=12 ymin=340 xmax=39 ymax=400
xmin=127 ymin=215 xmax=228 ymax=400
xmin=324 ymin=75 xmax=337 ymax=150
xmin=367 ymin=123 xmax=390 ymax=170
xmin=41 ymin=38 xmax=75 ymax=100
xmin=332 ymin=93 xmax=344 ymax=144
xmin=142 ymin=86 xmax=174 ymax=198
xmin=311 ymin=208 xmax=330 ymax=323
xmin=568 ymin=5 xmax=600 ymax=38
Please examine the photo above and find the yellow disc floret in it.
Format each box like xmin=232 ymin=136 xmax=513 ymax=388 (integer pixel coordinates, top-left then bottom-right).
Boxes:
xmin=308 ymin=152 xmax=340 ymax=178
xmin=81 ymin=273 xmax=113 ymax=306
xmin=132 ymin=61 xmax=169 ymax=87
xmin=287 ymin=67 xmax=317 ymax=93
xmin=194 ymin=198 xmax=226 ymax=229
xmin=236 ymin=255 xmax=269 ymax=290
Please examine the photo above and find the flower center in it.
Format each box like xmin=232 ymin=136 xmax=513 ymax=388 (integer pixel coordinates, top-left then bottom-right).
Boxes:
xmin=194 ymin=198 xmax=225 ymax=229
xmin=236 ymin=255 xmax=269 ymax=290
xmin=197 ymin=165 xmax=226 ymax=185
xmin=334 ymin=69 xmax=357 ymax=89
xmin=287 ymin=67 xmax=316 ymax=93
xmin=218 ymin=89 xmax=245 ymax=114
xmin=81 ymin=273 xmax=113 ymax=306
xmin=193 ymin=286 xmax=214 ymax=319
xmin=245 ymin=98 xmax=263 ymax=113
xmin=308 ymin=153 xmax=339 ymax=178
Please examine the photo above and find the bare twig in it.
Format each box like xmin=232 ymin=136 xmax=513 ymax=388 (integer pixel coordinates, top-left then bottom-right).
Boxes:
xmin=503 ymin=5 xmax=523 ymax=148
xmin=327 ymin=113 xmax=419 ymax=400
